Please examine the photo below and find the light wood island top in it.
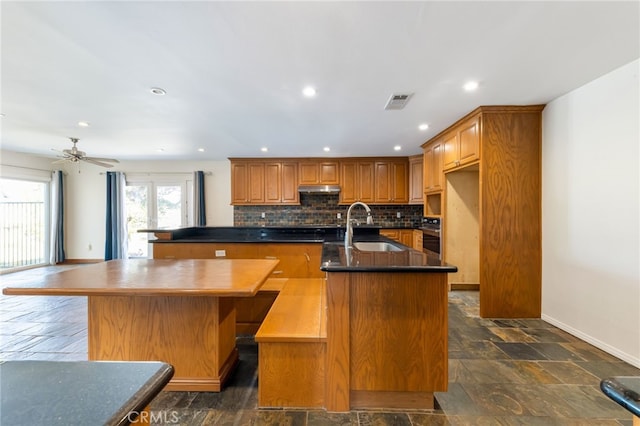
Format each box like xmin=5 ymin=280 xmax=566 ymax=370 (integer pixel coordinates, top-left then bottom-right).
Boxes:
xmin=2 ymin=259 xmax=280 ymax=297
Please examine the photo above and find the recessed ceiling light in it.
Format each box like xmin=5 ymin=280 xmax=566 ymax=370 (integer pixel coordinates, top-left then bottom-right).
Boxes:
xmin=77 ymin=121 xmax=90 ymax=127
xmin=157 ymin=148 xmax=165 ymax=152
xmin=302 ymin=86 xmax=317 ymax=98
xmin=0 ymin=113 xmax=5 ymax=118
xmin=323 ymin=147 xmax=330 ymax=152
xmin=197 ymin=148 xmax=205 ymax=152
xmin=418 ymin=123 xmax=429 ymax=131
xmin=394 ymin=145 xmax=402 ymax=151
xmin=463 ymin=81 xmax=479 ymax=91
xmin=261 ymin=147 xmax=268 ymax=152
xmin=150 ymin=87 xmax=166 ymax=96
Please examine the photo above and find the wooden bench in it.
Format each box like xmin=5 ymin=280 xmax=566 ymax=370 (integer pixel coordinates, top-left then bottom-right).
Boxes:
xmin=255 ymin=278 xmax=327 ymax=408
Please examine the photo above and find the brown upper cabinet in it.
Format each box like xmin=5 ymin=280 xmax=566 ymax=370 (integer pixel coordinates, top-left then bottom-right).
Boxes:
xmin=374 ymin=159 xmax=409 ymax=204
xmin=231 ymin=159 xmax=299 ymax=205
xmin=339 ymin=160 xmax=375 ymax=204
xmin=442 ymin=114 xmax=480 ymax=171
xmin=298 ymin=160 xmax=340 ymax=185
xmin=231 ymin=157 xmax=411 ymax=206
xmin=408 ymin=154 xmax=423 ymax=204
xmin=340 ymin=158 xmax=409 ymax=205
xmin=231 ymin=161 xmax=265 ymax=204
xmin=422 ymin=140 xmax=443 ymax=193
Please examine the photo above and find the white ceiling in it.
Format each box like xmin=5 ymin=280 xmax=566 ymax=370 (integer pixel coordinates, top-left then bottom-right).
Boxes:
xmin=1 ymin=1 xmax=638 ymax=162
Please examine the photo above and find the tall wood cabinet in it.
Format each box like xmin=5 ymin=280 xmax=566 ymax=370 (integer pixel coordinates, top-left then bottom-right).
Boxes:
xmin=425 ymin=105 xmax=544 ymax=318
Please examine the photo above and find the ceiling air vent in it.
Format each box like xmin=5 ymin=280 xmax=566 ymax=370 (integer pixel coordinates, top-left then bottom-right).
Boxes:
xmin=384 ymin=93 xmax=413 ymax=110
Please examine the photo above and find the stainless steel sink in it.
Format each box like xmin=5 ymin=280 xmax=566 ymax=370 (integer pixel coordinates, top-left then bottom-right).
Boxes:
xmin=352 ymin=242 xmax=406 ymax=252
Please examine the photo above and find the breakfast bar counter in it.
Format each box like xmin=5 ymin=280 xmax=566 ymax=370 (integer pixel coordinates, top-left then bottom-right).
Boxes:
xmin=2 ymin=258 xmax=279 ymax=392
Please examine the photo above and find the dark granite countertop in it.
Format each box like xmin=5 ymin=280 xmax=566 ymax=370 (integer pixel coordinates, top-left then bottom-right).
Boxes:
xmin=320 ymin=238 xmax=457 ymax=273
xmin=1 ymin=360 xmax=174 ymax=426
xmin=141 ymin=225 xmax=379 ymax=243
xmin=139 ymin=226 xmax=456 ymax=273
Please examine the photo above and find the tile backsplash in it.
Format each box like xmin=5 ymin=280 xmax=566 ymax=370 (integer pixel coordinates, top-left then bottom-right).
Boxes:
xmin=233 ymin=194 xmax=424 ymax=228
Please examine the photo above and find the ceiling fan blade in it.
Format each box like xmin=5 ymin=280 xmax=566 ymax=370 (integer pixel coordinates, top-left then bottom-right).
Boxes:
xmin=51 ymin=159 xmax=69 ymax=164
xmin=82 ymin=158 xmax=115 ymax=168
xmin=84 ymin=156 xmax=120 ymax=163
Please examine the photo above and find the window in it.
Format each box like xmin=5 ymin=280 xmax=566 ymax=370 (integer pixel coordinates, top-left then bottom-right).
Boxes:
xmin=125 ymin=174 xmax=192 ymax=258
xmin=0 ymin=178 xmax=49 ymax=270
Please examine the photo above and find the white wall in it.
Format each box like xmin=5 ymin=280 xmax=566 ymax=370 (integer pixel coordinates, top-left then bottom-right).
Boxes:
xmin=542 ymin=59 xmax=640 ymax=367
xmin=0 ymin=152 xmax=233 ymax=260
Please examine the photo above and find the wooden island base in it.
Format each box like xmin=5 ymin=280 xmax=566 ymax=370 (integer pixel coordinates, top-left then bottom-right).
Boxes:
xmin=88 ymin=295 xmax=239 ymax=392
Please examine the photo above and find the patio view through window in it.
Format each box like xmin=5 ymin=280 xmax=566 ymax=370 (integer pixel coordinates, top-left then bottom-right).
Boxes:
xmin=0 ymin=178 xmax=48 ymax=270
xmin=125 ymin=183 xmax=183 ymax=258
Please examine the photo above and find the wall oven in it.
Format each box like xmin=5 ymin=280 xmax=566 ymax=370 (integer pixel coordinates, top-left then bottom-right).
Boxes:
xmin=421 ymin=217 xmax=441 ymax=259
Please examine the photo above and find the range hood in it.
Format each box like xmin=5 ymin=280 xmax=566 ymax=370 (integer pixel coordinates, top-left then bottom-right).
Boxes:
xmin=298 ymin=185 xmax=341 ymax=194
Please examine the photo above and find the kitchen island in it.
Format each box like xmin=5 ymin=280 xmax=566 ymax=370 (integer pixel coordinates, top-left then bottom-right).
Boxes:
xmin=2 ymin=258 xmax=278 ymax=392
xmin=321 ymin=241 xmax=455 ymax=411
xmin=140 ymin=226 xmax=456 ymax=411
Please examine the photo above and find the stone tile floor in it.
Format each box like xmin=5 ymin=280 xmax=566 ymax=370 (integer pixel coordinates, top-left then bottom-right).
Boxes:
xmin=1 ymin=265 xmax=638 ymax=425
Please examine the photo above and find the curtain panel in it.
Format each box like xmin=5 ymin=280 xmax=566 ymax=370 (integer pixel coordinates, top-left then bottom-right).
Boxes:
xmin=193 ymin=171 xmax=206 ymax=226
xmin=105 ymin=171 xmax=128 ymax=260
xmin=49 ymin=170 xmax=65 ymax=264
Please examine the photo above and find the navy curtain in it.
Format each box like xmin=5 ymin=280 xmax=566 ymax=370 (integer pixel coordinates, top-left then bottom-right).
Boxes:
xmin=194 ymin=171 xmax=206 ymax=226
xmin=49 ymin=170 xmax=65 ymax=264
xmin=105 ymin=171 xmax=128 ymax=260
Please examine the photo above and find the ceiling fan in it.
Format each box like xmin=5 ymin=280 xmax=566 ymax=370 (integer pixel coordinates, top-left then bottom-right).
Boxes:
xmin=52 ymin=137 xmax=119 ymax=168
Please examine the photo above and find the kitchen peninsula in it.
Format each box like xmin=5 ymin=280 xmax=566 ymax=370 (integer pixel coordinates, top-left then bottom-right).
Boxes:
xmin=144 ymin=225 xmax=457 ymax=411
xmin=2 ymin=258 xmax=279 ymax=392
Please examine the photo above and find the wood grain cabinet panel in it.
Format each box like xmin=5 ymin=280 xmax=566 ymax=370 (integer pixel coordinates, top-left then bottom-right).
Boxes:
xmin=299 ymin=160 xmax=340 ymax=185
xmin=409 ymin=155 xmax=423 ymax=204
xmin=374 ymin=160 xmax=409 ymax=204
xmin=339 ymin=160 xmax=375 ymax=204
xmin=230 ymin=159 xmax=298 ymax=205
xmin=423 ymin=141 xmax=443 ymax=193
xmin=442 ymin=114 xmax=480 ymax=171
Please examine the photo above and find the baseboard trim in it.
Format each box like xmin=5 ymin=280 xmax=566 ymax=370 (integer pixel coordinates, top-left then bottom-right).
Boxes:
xmin=542 ymin=314 xmax=640 ymax=369
xmin=60 ymin=259 xmax=103 ymax=264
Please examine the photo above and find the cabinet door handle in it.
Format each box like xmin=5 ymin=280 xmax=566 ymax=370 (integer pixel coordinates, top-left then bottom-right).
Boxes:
xmin=271 ymin=270 xmax=284 ymax=275
xmin=264 ymin=256 xmax=278 ymax=260
xmin=304 ymin=253 xmax=311 ymax=262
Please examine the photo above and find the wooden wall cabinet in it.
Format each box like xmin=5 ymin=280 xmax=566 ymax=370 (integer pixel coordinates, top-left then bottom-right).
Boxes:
xmin=423 ymin=140 xmax=443 ymax=193
xmin=340 ymin=158 xmax=408 ymax=205
xmin=231 ymin=159 xmax=299 ymax=205
xmin=232 ymin=157 xmax=412 ymax=206
xmin=339 ymin=160 xmax=375 ymax=204
xmin=298 ymin=160 xmax=340 ymax=185
xmin=442 ymin=114 xmax=480 ymax=171
xmin=427 ymin=105 xmax=544 ymax=318
xmin=231 ymin=161 xmax=266 ymax=204
xmin=374 ymin=160 xmax=409 ymax=204
xmin=408 ymin=155 xmax=423 ymax=204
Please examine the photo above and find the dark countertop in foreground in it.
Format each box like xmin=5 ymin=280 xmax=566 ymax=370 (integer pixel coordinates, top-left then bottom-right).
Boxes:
xmin=0 ymin=360 xmax=174 ymax=426
xmin=140 ymin=226 xmax=456 ymax=273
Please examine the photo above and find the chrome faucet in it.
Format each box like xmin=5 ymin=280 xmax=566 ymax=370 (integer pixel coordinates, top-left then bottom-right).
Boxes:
xmin=344 ymin=201 xmax=373 ymax=248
